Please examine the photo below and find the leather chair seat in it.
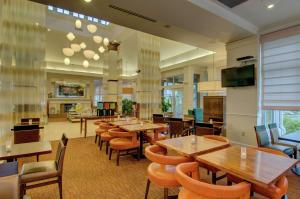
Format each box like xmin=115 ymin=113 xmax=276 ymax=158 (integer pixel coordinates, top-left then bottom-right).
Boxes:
xmin=145 ymin=132 xmax=167 ymax=144
xmin=266 ymin=144 xmax=294 ymax=156
xmin=0 ymin=175 xmax=19 ymax=199
xmin=94 ymin=120 xmax=104 ymax=125
xmin=147 ymin=162 xmax=179 ymax=188
xmin=110 ymin=138 xmax=139 ymax=150
xmin=277 ymin=140 xmax=300 ymax=149
xmin=95 ymin=128 xmax=106 ymax=136
xmin=100 ymin=133 xmax=113 ymax=141
xmin=20 ymin=161 xmax=58 ymax=183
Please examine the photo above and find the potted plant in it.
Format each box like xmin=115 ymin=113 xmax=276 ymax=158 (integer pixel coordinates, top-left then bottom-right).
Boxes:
xmin=161 ymin=97 xmax=171 ymax=114
xmin=122 ymin=99 xmax=133 ymax=116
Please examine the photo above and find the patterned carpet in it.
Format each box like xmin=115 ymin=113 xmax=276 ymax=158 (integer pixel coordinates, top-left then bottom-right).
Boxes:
xmin=18 ymin=137 xmax=300 ymax=199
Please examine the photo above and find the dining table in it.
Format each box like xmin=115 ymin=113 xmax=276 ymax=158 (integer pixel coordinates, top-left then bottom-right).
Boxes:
xmin=0 ymin=141 xmax=52 ymax=162
xmin=109 ymin=119 xmax=140 ymax=127
xmin=119 ymin=123 xmax=167 ymax=158
xmin=156 ymin=135 xmax=230 ymax=156
xmin=77 ymin=115 xmax=118 ymax=138
xmin=196 ymin=145 xmax=299 ymax=188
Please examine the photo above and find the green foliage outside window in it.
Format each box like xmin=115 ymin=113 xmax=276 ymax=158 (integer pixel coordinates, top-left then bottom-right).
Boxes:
xmin=161 ymin=97 xmax=172 ymax=113
xmin=122 ymin=99 xmax=133 ymax=116
xmin=283 ymin=114 xmax=300 ymax=134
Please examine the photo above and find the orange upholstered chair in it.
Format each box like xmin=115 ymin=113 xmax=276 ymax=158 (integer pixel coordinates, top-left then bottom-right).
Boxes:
xmin=146 ymin=123 xmax=168 ymax=145
xmin=99 ymin=123 xmax=115 ymax=154
xmin=198 ymin=135 xmax=230 ymax=184
xmin=94 ymin=121 xmax=107 ymax=145
xmin=144 ymin=145 xmax=193 ymax=199
xmin=108 ymin=128 xmax=140 ymax=166
xmin=227 ymin=147 xmax=289 ymax=199
xmin=176 ymin=162 xmax=251 ymax=199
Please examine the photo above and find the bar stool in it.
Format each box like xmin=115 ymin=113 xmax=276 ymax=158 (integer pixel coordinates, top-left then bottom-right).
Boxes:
xmin=99 ymin=123 xmax=115 ymax=154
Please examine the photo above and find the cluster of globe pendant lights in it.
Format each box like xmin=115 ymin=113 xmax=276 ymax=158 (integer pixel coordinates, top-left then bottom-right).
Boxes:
xmin=62 ymin=19 xmax=110 ymax=68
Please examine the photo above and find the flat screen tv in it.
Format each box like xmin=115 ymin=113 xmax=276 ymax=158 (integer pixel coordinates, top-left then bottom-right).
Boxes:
xmin=221 ymin=64 xmax=255 ymax=87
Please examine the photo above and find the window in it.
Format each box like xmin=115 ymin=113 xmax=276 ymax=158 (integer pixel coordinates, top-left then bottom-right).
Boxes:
xmin=161 ymin=74 xmax=184 ymax=86
xmin=261 ymin=26 xmax=300 ymax=135
xmin=93 ymin=80 xmax=102 ymax=106
xmin=48 ymin=5 xmax=110 ymax=27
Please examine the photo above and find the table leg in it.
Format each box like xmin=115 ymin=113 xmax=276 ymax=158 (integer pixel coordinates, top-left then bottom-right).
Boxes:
xmin=84 ymin=119 xmax=88 ymax=138
xmin=133 ymin=131 xmax=146 ymax=159
xmin=80 ymin=118 xmax=83 ymax=134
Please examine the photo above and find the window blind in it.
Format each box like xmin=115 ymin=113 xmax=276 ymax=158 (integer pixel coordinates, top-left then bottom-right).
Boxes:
xmin=262 ymin=31 xmax=300 ymax=110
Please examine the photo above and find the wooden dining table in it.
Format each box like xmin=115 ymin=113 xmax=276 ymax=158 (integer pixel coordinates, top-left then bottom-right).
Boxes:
xmin=0 ymin=141 xmax=52 ymax=162
xmin=196 ymin=145 xmax=299 ymax=188
xmin=156 ymin=135 xmax=230 ymax=156
xmin=120 ymin=123 xmax=167 ymax=158
xmin=109 ymin=120 xmax=140 ymax=127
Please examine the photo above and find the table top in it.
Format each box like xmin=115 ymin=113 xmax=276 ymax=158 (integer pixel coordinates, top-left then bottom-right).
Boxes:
xmin=75 ymin=115 xmax=118 ymax=119
xmin=196 ymin=145 xmax=299 ymax=187
xmin=156 ymin=135 xmax=229 ymax=156
xmin=0 ymin=141 xmax=52 ymax=160
xmin=279 ymin=131 xmax=300 ymax=143
xmin=109 ymin=120 xmax=140 ymax=127
xmin=120 ymin=123 xmax=166 ymax=132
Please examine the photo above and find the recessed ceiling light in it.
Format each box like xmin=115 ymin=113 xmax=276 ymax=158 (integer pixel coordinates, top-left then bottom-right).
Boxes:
xmin=84 ymin=0 xmax=92 ymax=3
xmin=267 ymin=4 xmax=274 ymax=9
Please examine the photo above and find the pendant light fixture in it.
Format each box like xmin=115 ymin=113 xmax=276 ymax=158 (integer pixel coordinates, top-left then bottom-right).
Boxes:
xmin=66 ymin=32 xmax=75 ymax=41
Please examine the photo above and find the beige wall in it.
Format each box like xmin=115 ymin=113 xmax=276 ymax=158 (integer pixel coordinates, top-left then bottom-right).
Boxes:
xmin=226 ymin=37 xmax=259 ymax=146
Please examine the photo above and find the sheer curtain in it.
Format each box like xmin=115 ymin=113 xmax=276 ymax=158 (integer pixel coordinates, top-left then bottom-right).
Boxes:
xmin=0 ymin=0 xmax=46 ymax=139
xmin=136 ymin=32 xmax=161 ymax=119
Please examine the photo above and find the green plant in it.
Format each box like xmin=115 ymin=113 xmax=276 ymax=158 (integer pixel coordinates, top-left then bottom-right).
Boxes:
xmin=283 ymin=115 xmax=300 ymax=134
xmin=161 ymin=97 xmax=171 ymax=112
xmin=122 ymin=99 xmax=133 ymax=116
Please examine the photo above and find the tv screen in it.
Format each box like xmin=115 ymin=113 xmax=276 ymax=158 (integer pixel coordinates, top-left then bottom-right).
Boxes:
xmin=221 ymin=64 xmax=255 ymax=87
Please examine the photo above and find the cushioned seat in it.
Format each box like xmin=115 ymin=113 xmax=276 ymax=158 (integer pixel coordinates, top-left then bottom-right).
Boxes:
xmin=110 ymin=138 xmax=139 ymax=150
xmin=94 ymin=120 xmax=104 ymax=125
xmin=20 ymin=161 xmax=58 ymax=183
xmin=100 ymin=133 xmax=113 ymax=141
xmin=266 ymin=144 xmax=294 ymax=156
xmin=0 ymin=175 xmax=19 ymax=199
xmin=147 ymin=163 xmax=178 ymax=188
xmin=95 ymin=128 xmax=106 ymax=136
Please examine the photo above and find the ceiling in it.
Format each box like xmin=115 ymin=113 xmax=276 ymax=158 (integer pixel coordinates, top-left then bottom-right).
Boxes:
xmin=213 ymin=0 xmax=300 ymax=32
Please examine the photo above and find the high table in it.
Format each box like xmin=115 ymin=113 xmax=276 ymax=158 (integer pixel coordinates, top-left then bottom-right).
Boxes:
xmin=196 ymin=146 xmax=299 ymax=188
xmin=156 ymin=135 xmax=229 ymax=157
xmin=77 ymin=115 xmax=118 ymax=138
xmin=120 ymin=123 xmax=167 ymax=158
xmin=279 ymin=131 xmax=300 ymax=176
xmin=0 ymin=141 xmax=52 ymax=162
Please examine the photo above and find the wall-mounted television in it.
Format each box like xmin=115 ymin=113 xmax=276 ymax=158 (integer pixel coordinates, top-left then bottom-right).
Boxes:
xmin=221 ymin=64 xmax=255 ymax=87
xmin=55 ymin=82 xmax=85 ymax=98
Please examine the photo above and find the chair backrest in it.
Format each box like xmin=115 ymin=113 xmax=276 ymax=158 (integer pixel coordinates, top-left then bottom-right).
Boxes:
xmin=195 ymin=122 xmax=213 ymax=128
xmin=194 ymin=108 xmax=203 ymax=123
xmin=195 ymin=127 xmax=214 ymax=136
xmin=153 ymin=114 xmax=163 ymax=117
xmin=254 ymin=125 xmax=270 ymax=147
xmin=21 ymin=118 xmax=40 ymax=124
xmin=99 ymin=123 xmax=115 ymax=131
xmin=13 ymin=124 xmax=39 ymax=131
xmin=176 ymin=162 xmax=250 ymax=199
xmin=169 ymin=120 xmax=184 ymax=137
xmin=145 ymin=145 xmax=192 ymax=165
xmin=55 ymin=134 xmax=68 ymax=175
xmin=268 ymin=123 xmax=280 ymax=143
xmin=153 ymin=116 xmax=165 ymax=124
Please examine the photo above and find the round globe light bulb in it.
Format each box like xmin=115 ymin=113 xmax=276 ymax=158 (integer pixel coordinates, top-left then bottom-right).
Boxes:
xmin=83 ymin=60 xmax=89 ymax=68
xmin=64 ymin=58 xmax=70 ymax=65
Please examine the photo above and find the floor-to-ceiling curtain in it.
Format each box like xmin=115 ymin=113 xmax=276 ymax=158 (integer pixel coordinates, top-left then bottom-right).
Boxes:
xmin=137 ymin=32 xmax=161 ymax=119
xmin=0 ymin=0 xmax=46 ymax=139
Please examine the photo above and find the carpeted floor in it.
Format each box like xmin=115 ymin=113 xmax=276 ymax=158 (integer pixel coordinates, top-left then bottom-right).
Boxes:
xmin=18 ymin=137 xmax=300 ymax=199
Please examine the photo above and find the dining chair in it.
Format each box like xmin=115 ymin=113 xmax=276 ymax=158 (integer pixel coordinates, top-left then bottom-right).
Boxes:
xmin=268 ymin=123 xmax=299 ymax=158
xmin=144 ymin=145 xmax=193 ymax=199
xmin=195 ymin=126 xmax=214 ymax=136
xmin=254 ymin=125 xmax=294 ymax=158
xmin=169 ymin=120 xmax=189 ymax=138
xmin=21 ymin=118 xmax=40 ymax=125
xmin=99 ymin=123 xmax=115 ymax=154
xmin=94 ymin=121 xmax=106 ymax=145
xmin=198 ymin=135 xmax=230 ymax=184
xmin=108 ymin=128 xmax=140 ymax=166
xmin=20 ymin=134 xmax=68 ymax=199
xmin=176 ymin=162 xmax=251 ymax=199
xmin=153 ymin=116 xmax=165 ymax=124
xmin=145 ymin=124 xmax=168 ymax=145
xmin=227 ymin=147 xmax=289 ymax=199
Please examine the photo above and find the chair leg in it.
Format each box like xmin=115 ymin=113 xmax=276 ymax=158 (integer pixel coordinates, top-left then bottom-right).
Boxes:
xmin=100 ymin=140 xmax=103 ymax=150
xmin=109 ymin=148 xmax=113 ymax=160
xmin=20 ymin=184 xmax=25 ymax=198
xmin=212 ymin=173 xmax=217 ymax=184
xmin=144 ymin=179 xmax=151 ymax=199
xmin=105 ymin=142 xmax=109 ymax=155
xmin=36 ymin=155 xmax=39 ymax=162
xmin=58 ymin=177 xmax=63 ymax=199
xmin=137 ymin=148 xmax=140 ymax=161
xmin=227 ymin=180 xmax=232 ymax=186
xmin=116 ymin=150 xmax=120 ymax=166
xmin=94 ymin=135 xmax=98 ymax=143
xmin=164 ymin=188 xmax=168 ymax=199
